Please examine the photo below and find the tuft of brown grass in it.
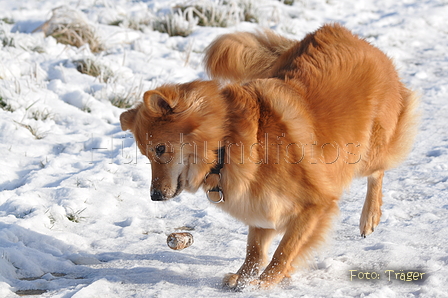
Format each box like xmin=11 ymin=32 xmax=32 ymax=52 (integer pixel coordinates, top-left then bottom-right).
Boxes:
xmin=152 ymin=10 xmax=196 ymax=37
xmin=66 ymin=207 xmax=86 ymax=223
xmin=109 ymin=84 xmax=143 ymax=109
xmin=1 ymin=17 xmax=14 ymax=24
xmin=13 ymin=120 xmax=46 ymax=140
xmin=175 ymin=0 xmax=259 ymax=28
xmin=73 ymin=58 xmax=113 ymax=83
xmin=36 ymin=6 xmax=104 ymax=53
xmin=0 ymin=96 xmax=14 ymax=112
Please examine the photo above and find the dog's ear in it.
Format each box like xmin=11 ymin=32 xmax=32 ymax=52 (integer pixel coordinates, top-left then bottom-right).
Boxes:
xmin=144 ymin=91 xmax=173 ymax=115
xmin=120 ymin=108 xmax=138 ymax=131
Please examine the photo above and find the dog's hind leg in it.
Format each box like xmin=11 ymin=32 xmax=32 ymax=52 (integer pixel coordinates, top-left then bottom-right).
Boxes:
xmin=223 ymin=227 xmax=276 ymax=290
xmin=359 ymin=170 xmax=384 ymax=237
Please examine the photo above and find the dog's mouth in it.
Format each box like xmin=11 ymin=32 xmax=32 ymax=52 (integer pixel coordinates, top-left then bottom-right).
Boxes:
xmin=151 ymin=174 xmax=183 ymax=201
xmin=172 ymin=174 xmax=183 ymax=198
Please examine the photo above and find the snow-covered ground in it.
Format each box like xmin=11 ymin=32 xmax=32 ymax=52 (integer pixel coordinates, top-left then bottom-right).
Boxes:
xmin=0 ymin=0 xmax=447 ymax=297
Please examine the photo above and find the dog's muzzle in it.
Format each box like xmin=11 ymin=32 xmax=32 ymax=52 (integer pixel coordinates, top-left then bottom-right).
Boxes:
xmin=151 ymin=189 xmax=165 ymax=201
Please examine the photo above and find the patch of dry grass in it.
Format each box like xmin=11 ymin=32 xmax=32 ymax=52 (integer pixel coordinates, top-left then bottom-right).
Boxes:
xmin=176 ymin=0 xmax=259 ymax=28
xmin=152 ymin=0 xmax=259 ymax=37
xmin=13 ymin=120 xmax=46 ymax=139
xmin=73 ymin=58 xmax=113 ymax=83
xmin=109 ymin=83 xmax=143 ymax=109
xmin=36 ymin=6 xmax=104 ymax=53
xmin=152 ymin=10 xmax=196 ymax=37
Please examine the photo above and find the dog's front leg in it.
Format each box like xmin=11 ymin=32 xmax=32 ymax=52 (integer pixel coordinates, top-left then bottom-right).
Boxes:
xmin=223 ymin=227 xmax=276 ymax=290
xmin=255 ymin=201 xmax=338 ymax=289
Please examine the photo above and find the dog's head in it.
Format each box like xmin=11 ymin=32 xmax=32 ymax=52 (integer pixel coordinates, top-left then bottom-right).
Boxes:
xmin=120 ymin=80 xmax=226 ymax=201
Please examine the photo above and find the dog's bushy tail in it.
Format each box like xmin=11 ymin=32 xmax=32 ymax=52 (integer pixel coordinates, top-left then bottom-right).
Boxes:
xmin=385 ymin=88 xmax=420 ymax=168
xmin=204 ymin=30 xmax=295 ymax=82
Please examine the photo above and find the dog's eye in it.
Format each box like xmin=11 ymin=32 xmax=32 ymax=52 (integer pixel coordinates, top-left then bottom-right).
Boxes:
xmin=155 ymin=145 xmax=166 ymax=157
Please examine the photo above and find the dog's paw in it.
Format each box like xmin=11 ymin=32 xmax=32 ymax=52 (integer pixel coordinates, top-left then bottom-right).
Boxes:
xmin=223 ymin=273 xmax=288 ymax=291
xmin=222 ymin=273 xmax=256 ymax=291
xmin=359 ymin=211 xmax=381 ymax=237
xmin=255 ymin=272 xmax=288 ymax=290
xmin=222 ymin=273 xmax=240 ymax=289
xmin=249 ymin=278 xmax=274 ymax=290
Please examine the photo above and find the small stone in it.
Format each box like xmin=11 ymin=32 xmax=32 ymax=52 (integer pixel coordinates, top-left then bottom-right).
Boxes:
xmin=166 ymin=232 xmax=194 ymax=250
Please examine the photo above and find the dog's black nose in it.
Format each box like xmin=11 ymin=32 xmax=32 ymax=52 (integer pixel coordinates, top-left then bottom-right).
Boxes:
xmin=151 ymin=189 xmax=164 ymax=201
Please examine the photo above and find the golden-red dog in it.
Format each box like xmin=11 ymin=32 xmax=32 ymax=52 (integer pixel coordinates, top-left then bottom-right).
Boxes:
xmin=120 ymin=24 xmax=418 ymax=289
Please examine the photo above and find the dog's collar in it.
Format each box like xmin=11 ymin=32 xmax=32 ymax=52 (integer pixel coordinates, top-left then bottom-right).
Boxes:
xmin=205 ymin=146 xmax=225 ymax=204
xmin=210 ymin=146 xmax=225 ymax=175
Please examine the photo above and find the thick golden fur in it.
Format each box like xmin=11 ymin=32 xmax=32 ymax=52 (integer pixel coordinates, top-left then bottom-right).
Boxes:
xmin=120 ymin=24 xmax=419 ymax=290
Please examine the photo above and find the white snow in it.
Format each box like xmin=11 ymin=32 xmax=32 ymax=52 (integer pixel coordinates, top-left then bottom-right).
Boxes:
xmin=0 ymin=0 xmax=447 ymax=297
